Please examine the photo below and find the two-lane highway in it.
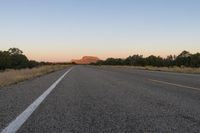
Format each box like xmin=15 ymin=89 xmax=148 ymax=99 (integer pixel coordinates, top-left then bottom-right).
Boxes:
xmin=1 ymin=66 xmax=200 ymax=133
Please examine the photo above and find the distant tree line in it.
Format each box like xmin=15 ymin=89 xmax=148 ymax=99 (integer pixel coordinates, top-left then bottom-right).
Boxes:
xmin=93 ymin=51 xmax=200 ymax=67
xmin=0 ymin=48 xmax=41 ymax=70
xmin=0 ymin=48 xmax=72 ymax=70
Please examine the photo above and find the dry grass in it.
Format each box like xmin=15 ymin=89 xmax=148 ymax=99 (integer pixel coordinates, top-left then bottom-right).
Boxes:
xmin=102 ymin=65 xmax=200 ymax=74
xmin=137 ymin=66 xmax=200 ymax=74
xmin=0 ymin=65 xmax=69 ymax=87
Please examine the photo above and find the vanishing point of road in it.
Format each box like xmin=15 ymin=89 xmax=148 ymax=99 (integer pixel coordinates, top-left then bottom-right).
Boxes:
xmin=0 ymin=66 xmax=200 ymax=133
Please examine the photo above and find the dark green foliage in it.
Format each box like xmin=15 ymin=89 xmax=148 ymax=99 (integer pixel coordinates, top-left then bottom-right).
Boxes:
xmin=190 ymin=53 xmax=200 ymax=67
xmin=124 ymin=55 xmax=145 ymax=66
xmin=103 ymin=58 xmax=124 ymax=65
xmin=175 ymin=51 xmax=191 ymax=67
xmin=0 ymin=51 xmax=11 ymax=70
xmin=94 ymin=50 xmax=200 ymax=68
xmin=91 ymin=60 xmax=104 ymax=65
xmin=28 ymin=60 xmax=40 ymax=68
xmin=0 ymin=48 xmax=40 ymax=70
xmin=146 ymin=55 xmax=164 ymax=67
xmin=8 ymin=48 xmax=23 ymax=55
xmin=163 ymin=55 xmax=174 ymax=67
xmin=10 ymin=54 xmax=29 ymax=69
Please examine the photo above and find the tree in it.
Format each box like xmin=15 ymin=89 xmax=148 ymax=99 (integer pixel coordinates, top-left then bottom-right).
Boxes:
xmin=8 ymin=48 xmax=23 ymax=55
xmin=92 ymin=51 xmax=200 ymax=68
xmin=163 ymin=55 xmax=174 ymax=67
xmin=28 ymin=60 xmax=40 ymax=68
xmin=177 ymin=50 xmax=191 ymax=58
xmin=10 ymin=54 xmax=29 ymax=69
xmin=103 ymin=58 xmax=124 ymax=65
xmin=175 ymin=50 xmax=191 ymax=67
xmin=0 ymin=48 xmax=40 ymax=70
xmin=190 ymin=53 xmax=200 ymax=67
xmin=124 ymin=55 xmax=145 ymax=66
xmin=145 ymin=55 xmax=164 ymax=67
xmin=0 ymin=51 xmax=11 ymax=70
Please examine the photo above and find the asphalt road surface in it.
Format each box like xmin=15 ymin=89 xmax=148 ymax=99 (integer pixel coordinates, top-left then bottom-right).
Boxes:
xmin=0 ymin=66 xmax=200 ymax=133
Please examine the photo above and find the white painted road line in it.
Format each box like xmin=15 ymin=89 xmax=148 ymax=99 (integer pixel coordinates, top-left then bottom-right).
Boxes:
xmin=1 ymin=67 xmax=73 ymax=133
xmin=149 ymin=79 xmax=200 ymax=91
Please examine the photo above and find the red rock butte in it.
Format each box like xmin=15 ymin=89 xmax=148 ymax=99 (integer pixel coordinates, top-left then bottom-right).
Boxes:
xmin=71 ymin=56 xmax=100 ymax=64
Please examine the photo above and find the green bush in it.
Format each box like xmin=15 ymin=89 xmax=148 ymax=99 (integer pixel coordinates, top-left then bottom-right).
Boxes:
xmin=94 ymin=51 xmax=200 ymax=67
xmin=0 ymin=48 xmax=40 ymax=70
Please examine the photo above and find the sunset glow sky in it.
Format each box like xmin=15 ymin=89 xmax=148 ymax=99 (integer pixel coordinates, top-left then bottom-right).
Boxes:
xmin=0 ymin=0 xmax=200 ymax=62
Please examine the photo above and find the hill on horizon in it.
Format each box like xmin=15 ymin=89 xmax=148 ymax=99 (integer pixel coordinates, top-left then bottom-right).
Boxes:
xmin=71 ymin=56 xmax=100 ymax=64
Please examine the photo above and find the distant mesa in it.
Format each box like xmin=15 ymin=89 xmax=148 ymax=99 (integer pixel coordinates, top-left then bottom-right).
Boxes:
xmin=71 ymin=56 xmax=100 ymax=64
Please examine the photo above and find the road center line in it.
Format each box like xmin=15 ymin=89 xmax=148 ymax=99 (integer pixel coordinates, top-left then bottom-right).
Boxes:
xmin=149 ymin=79 xmax=200 ymax=91
xmin=1 ymin=67 xmax=73 ymax=133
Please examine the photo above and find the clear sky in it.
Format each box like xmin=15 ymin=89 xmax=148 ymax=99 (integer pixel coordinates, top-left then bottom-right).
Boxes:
xmin=0 ymin=0 xmax=200 ymax=62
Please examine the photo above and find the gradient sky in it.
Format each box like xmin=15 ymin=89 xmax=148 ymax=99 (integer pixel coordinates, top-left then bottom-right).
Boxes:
xmin=0 ymin=0 xmax=200 ymax=62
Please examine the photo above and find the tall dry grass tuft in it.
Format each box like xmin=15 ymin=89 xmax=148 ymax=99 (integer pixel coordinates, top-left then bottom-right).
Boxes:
xmin=0 ymin=65 xmax=68 ymax=87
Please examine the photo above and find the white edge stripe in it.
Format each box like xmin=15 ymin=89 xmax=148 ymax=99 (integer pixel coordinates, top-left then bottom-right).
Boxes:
xmin=1 ymin=67 xmax=73 ymax=133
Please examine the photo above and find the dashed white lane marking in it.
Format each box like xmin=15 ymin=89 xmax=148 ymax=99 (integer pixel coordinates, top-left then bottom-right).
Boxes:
xmin=1 ymin=67 xmax=73 ymax=133
xmin=149 ymin=79 xmax=200 ymax=91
